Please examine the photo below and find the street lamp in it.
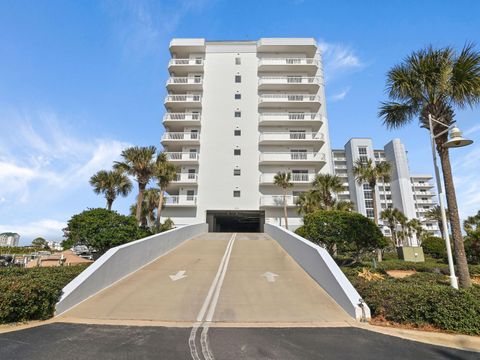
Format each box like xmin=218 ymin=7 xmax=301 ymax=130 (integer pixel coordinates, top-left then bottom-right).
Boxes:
xmin=428 ymin=114 xmax=473 ymax=289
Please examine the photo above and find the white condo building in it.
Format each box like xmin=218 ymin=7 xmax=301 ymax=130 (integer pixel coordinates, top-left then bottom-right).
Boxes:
xmin=0 ymin=232 xmax=20 ymax=247
xmin=161 ymin=38 xmax=332 ymax=231
xmin=332 ymin=138 xmax=440 ymax=240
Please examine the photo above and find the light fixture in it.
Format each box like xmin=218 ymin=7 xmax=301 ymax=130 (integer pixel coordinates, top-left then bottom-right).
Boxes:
xmin=444 ymin=127 xmax=474 ymax=148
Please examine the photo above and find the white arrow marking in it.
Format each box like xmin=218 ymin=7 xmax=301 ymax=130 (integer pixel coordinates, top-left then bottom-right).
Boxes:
xmin=262 ymin=272 xmax=279 ymax=282
xmin=170 ymin=270 xmax=187 ymax=281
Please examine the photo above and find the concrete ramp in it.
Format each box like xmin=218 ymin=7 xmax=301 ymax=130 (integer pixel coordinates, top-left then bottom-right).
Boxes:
xmin=60 ymin=232 xmax=352 ymax=325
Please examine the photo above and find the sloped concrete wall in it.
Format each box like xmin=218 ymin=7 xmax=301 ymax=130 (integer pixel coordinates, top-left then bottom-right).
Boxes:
xmin=265 ymin=224 xmax=370 ymax=320
xmin=56 ymin=223 xmax=208 ymax=316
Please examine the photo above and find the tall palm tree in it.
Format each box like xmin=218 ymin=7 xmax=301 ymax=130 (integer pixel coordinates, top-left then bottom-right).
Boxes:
xmin=114 ymin=146 xmax=157 ymax=223
xmin=274 ymin=172 xmax=293 ymax=229
xmin=129 ymin=188 xmax=160 ymax=228
xmin=311 ymin=174 xmax=345 ymax=210
xmin=396 ymin=211 xmax=408 ymax=246
xmin=380 ymin=208 xmax=402 ymax=246
xmin=407 ymin=218 xmax=424 ymax=245
xmin=425 ymin=205 xmax=449 ymax=239
xmin=353 ymin=158 xmax=392 ymax=225
xmin=379 ymin=44 xmax=480 ymax=287
xmin=296 ymin=190 xmax=319 ymax=215
xmin=154 ymin=152 xmax=178 ymax=229
xmin=89 ymin=169 xmax=132 ymax=210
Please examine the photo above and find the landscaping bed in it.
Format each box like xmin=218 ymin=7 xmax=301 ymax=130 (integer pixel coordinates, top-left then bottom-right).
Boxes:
xmin=0 ymin=265 xmax=87 ymax=324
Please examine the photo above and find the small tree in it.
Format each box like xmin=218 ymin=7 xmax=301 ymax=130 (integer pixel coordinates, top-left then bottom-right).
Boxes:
xmin=274 ymin=172 xmax=293 ymax=230
xmin=32 ymin=237 xmax=47 ymax=249
xmin=62 ymin=208 xmax=150 ymax=254
xmin=464 ymin=211 xmax=480 ymax=264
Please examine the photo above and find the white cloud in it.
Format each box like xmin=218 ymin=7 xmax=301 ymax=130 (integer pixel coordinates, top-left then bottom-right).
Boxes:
xmin=329 ymin=87 xmax=350 ymax=102
xmin=464 ymin=124 xmax=480 ymax=136
xmin=318 ymin=41 xmax=363 ymax=82
xmin=0 ymin=219 xmax=67 ymax=244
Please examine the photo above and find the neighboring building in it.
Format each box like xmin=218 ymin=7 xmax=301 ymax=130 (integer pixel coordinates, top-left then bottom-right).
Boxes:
xmin=332 ymin=138 xmax=440 ymax=241
xmin=0 ymin=232 xmax=20 ymax=247
xmin=47 ymin=241 xmax=63 ymax=251
xmin=161 ymin=38 xmax=332 ymax=231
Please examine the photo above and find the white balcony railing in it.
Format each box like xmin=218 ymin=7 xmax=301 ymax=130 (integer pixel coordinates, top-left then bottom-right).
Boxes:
xmin=258 ymin=76 xmax=321 ymax=86
xmin=164 ymin=195 xmax=197 ymax=206
xmin=260 ymin=173 xmax=315 ymax=183
xmin=167 ymin=77 xmax=203 ymax=85
xmin=172 ymin=173 xmax=198 ymax=183
xmin=259 ymin=94 xmax=321 ymax=103
xmin=163 ymin=113 xmax=201 ymax=121
xmin=411 ymin=182 xmax=433 ymax=187
xmin=165 ymin=94 xmax=202 ymax=102
xmin=165 ymin=152 xmax=199 ymax=161
xmin=260 ymin=195 xmax=299 ymax=207
xmin=259 ymin=152 xmax=326 ymax=162
xmin=258 ymin=58 xmax=319 ymax=66
xmin=259 ymin=132 xmax=324 ymax=142
xmin=414 ymin=191 xmax=433 ymax=196
xmin=169 ymin=58 xmax=204 ymax=66
xmin=162 ymin=132 xmax=200 ymax=141
xmin=258 ymin=112 xmax=322 ymax=122
xmin=415 ymin=199 xmax=435 ymax=204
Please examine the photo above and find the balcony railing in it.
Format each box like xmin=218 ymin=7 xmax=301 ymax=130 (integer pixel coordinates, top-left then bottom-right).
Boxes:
xmin=259 ymin=132 xmax=324 ymax=142
xmin=258 ymin=58 xmax=318 ymax=66
xmin=164 ymin=195 xmax=197 ymax=206
xmin=258 ymin=76 xmax=320 ymax=86
xmin=259 ymin=152 xmax=326 ymax=162
xmin=165 ymin=152 xmax=199 ymax=161
xmin=260 ymin=173 xmax=315 ymax=183
xmin=166 ymin=77 xmax=203 ymax=85
xmin=259 ymin=94 xmax=321 ymax=103
xmin=169 ymin=58 xmax=204 ymax=66
xmin=163 ymin=113 xmax=201 ymax=121
xmin=258 ymin=112 xmax=322 ymax=122
xmin=162 ymin=132 xmax=200 ymax=141
xmin=165 ymin=94 xmax=202 ymax=102
xmin=172 ymin=173 xmax=198 ymax=183
xmin=260 ymin=195 xmax=299 ymax=207
xmin=414 ymin=191 xmax=433 ymax=196
xmin=411 ymin=182 xmax=433 ymax=187
xmin=415 ymin=199 xmax=435 ymax=204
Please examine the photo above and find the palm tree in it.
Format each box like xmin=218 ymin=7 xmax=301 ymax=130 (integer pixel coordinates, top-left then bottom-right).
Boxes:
xmin=143 ymin=188 xmax=160 ymax=227
xmin=296 ymin=191 xmax=319 ymax=215
xmin=154 ymin=152 xmax=178 ymax=229
xmin=311 ymin=174 xmax=345 ymax=210
xmin=396 ymin=211 xmax=408 ymax=246
xmin=89 ymin=169 xmax=132 ymax=210
xmin=331 ymin=199 xmax=354 ymax=211
xmin=425 ymin=205 xmax=449 ymax=239
xmin=114 ymin=146 xmax=157 ymax=223
xmin=379 ymin=44 xmax=480 ymax=287
xmin=380 ymin=208 xmax=402 ymax=246
xmin=274 ymin=172 xmax=293 ymax=229
xmin=407 ymin=218 xmax=424 ymax=245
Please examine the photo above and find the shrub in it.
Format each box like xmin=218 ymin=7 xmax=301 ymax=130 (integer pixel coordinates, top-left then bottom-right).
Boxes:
xmin=0 ymin=266 xmax=87 ymax=324
xmin=422 ymin=236 xmax=447 ymax=260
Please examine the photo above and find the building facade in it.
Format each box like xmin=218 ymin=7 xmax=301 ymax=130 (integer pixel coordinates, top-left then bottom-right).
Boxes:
xmin=161 ymin=38 xmax=332 ymax=231
xmin=332 ymin=138 xmax=440 ymax=241
xmin=0 ymin=232 xmax=20 ymax=247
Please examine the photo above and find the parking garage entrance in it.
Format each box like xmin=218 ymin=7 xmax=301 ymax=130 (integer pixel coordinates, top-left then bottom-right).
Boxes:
xmin=206 ymin=210 xmax=265 ymax=233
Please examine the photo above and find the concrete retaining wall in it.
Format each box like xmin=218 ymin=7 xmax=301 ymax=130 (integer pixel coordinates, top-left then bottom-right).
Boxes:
xmin=265 ymin=224 xmax=370 ymax=320
xmin=56 ymin=223 xmax=208 ymax=316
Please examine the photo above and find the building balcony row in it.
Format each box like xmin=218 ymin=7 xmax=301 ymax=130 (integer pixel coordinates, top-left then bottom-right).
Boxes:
xmin=258 ymin=76 xmax=321 ymax=91
xmin=168 ymin=58 xmax=204 ymax=73
xmin=259 ymin=132 xmax=324 ymax=146
xmin=161 ymin=132 xmax=200 ymax=145
xmin=166 ymin=76 xmax=203 ymax=91
xmin=258 ymin=58 xmax=318 ymax=74
xmin=165 ymin=152 xmax=199 ymax=164
xmin=259 ymin=152 xmax=326 ymax=165
xmin=163 ymin=195 xmax=197 ymax=207
xmin=164 ymin=94 xmax=202 ymax=110
xmin=259 ymin=195 xmax=299 ymax=207
xmin=258 ymin=94 xmax=321 ymax=110
xmin=260 ymin=173 xmax=315 ymax=184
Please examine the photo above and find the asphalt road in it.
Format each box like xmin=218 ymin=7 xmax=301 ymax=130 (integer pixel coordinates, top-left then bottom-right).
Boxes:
xmin=0 ymin=323 xmax=477 ymax=360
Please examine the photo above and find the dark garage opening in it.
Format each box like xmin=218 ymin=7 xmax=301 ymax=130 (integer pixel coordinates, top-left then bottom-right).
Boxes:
xmin=206 ymin=210 xmax=265 ymax=233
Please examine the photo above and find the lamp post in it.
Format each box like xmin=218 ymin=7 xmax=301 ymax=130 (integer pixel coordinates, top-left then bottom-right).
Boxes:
xmin=428 ymin=114 xmax=473 ymax=289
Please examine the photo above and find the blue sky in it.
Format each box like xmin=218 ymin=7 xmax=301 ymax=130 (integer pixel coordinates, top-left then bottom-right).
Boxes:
xmin=1 ymin=0 xmax=479 ymax=245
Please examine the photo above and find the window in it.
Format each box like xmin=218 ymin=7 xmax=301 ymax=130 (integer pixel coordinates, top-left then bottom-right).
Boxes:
xmin=358 ymin=147 xmax=368 ymax=155
xmin=364 ymin=191 xmax=373 ymax=200
xmin=363 ymin=184 xmax=371 ymax=190
xmin=235 ymin=57 xmax=241 ymax=65
xmin=365 ymin=200 xmax=374 ymax=208
xmin=290 ymin=130 xmax=306 ymax=139
xmin=235 ymin=75 xmax=241 ymax=83
xmin=186 ymin=190 xmax=195 ymax=201
xmin=233 ymin=169 xmax=241 ymax=176
xmin=233 ymin=190 xmax=241 ymax=197
xmin=234 ymin=149 xmax=241 ymax=155
xmin=234 ymin=93 xmax=241 ymax=100
xmin=290 ymin=149 xmax=307 ymax=160
xmin=359 ymin=155 xmax=368 ymax=163
xmin=366 ymin=209 xmax=375 ymax=218
xmin=234 ymin=111 xmax=241 ymax=118
xmin=234 ymin=129 xmax=241 ymax=136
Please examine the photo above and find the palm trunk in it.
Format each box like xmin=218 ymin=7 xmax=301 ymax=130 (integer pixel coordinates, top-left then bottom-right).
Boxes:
xmin=106 ymin=198 xmax=113 ymax=211
xmin=156 ymin=190 xmax=165 ymax=229
xmin=283 ymin=190 xmax=289 ymax=230
xmin=438 ymin=218 xmax=445 ymax=239
xmin=438 ymin=146 xmax=471 ymax=288
xmin=371 ymin=186 xmax=382 ymax=262
xmin=136 ymin=182 xmax=146 ymax=223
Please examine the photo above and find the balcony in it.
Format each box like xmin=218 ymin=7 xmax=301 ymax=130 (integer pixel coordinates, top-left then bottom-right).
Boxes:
xmin=258 ymin=76 xmax=321 ymax=91
xmin=168 ymin=58 xmax=204 ymax=73
xmin=165 ymin=152 xmax=199 ymax=164
xmin=415 ymin=199 xmax=435 ymax=204
xmin=164 ymin=195 xmax=197 ymax=207
xmin=259 ymin=132 xmax=324 ymax=147
xmin=258 ymin=94 xmax=321 ymax=110
xmin=414 ymin=191 xmax=433 ymax=196
xmin=258 ymin=58 xmax=318 ymax=73
xmin=411 ymin=182 xmax=434 ymax=188
xmin=166 ymin=77 xmax=203 ymax=91
xmin=258 ymin=112 xmax=322 ymax=126
xmin=260 ymin=195 xmax=299 ymax=207
xmin=164 ymin=94 xmax=202 ymax=110
xmin=171 ymin=173 xmax=198 ymax=184
xmin=260 ymin=173 xmax=315 ymax=185
xmin=259 ymin=152 xmax=326 ymax=165
xmin=161 ymin=132 xmax=200 ymax=146
xmin=163 ymin=112 xmax=201 ymax=127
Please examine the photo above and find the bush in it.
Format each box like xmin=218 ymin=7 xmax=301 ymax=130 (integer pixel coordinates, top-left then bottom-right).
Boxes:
xmin=422 ymin=236 xmax=447 ymax=260
xmin=0 ymin=266 xmax=87 ymax=324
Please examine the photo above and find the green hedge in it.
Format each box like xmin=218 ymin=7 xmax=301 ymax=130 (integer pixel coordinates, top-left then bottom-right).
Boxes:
xmin=0 ymin=266 xmax=87 ymax=324
xmin=348 ymin=272 xmax=480 ymax=335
